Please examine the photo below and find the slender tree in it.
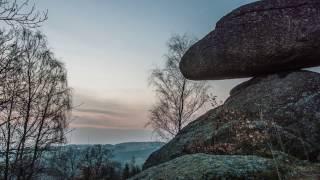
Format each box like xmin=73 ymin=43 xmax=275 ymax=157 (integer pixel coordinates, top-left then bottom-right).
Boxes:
xmin=122 ymin=163 xmax=130 ymax=180
xmin=129 ymin=156 xmax=141 ymax=177
xmin=147 ymin=34 xmax=211 ymax=140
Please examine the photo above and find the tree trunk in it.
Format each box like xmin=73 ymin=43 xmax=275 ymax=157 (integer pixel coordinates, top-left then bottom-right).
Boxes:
xmin=178 ymin=79 xmax=186 ymax=132
xmin=4 ymin=96 xmax=14 ymax=180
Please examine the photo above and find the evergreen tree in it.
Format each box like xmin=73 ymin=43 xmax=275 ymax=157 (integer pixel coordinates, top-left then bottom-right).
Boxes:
xmin=122 ymin=163 xmax=130 ymax=179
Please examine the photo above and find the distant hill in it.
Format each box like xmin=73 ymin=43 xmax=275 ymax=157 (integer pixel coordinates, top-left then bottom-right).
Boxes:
xmin=61 ymin=141 xmax=164 ymax=166
xmin=112 ymin=142 xmax=165 ymax=166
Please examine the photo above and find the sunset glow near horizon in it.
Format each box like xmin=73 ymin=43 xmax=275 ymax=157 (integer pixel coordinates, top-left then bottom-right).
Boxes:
xmin=34 ymin=0 xmax=320 ymax=144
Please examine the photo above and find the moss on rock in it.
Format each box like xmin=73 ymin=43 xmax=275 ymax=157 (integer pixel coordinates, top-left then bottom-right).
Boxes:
xmin=132 ymin=154 xmax=284 ymax=180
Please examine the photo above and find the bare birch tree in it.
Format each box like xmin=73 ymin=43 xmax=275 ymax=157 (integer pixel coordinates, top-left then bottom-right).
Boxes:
xmin=0 ymin=1 xmax=64 ymax=179
xmin=0 ymin=29 xmax=71 ymax=180
xmin=147 ymin=34 xmax=211 ymax=140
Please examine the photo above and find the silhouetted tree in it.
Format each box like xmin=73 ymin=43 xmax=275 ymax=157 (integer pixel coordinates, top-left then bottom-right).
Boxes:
xmin=147 ymin=34 xmax=211 ymax=140
xmin=128 ymin=156 xmax=141 ymax=177
xmin=100 ymin=162 xmax=122 ymax=180
xmin=122 ymin=163 xmax=130 ymax=180
xmin=46 ymin=146 xmax=80 ymax=180
xmin=0 ymin=29 xmax=71 ymax=180
xmin=0 ymin=1 xmax=51 ymax=178
xmin=44 ymin=145 xmax=123 ymax=180
xmin=79 ymin=145 xmax=119 ymax=180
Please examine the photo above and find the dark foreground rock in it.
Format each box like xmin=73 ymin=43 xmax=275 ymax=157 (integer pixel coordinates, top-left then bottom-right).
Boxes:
xmin=134 ymin=153 xmax=320 ymax=180
xmin=180 ymin=0 xmax=320 ymax=80
xmin=144 ymin=71 xmax=320 ymax=169
xmin=134 ymin=154 xmax=281 ymax=180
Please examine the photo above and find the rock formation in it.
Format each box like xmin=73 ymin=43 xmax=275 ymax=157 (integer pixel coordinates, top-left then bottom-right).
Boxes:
xmin=144 ymin=71 xmax=320 ymax=169
xmin=180 ymin=0 xmax=320 ymax=80
xmin=136 ymin=0 xmax=320 ymax=179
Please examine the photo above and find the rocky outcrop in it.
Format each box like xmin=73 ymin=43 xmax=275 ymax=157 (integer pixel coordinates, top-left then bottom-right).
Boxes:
xmin=143 ymin=108 xmax=219 ymax=169
xmin=144 ymin=71 xmax=320 ymax=169
xmin=180 ymin=0 xmax=320 ymax=80
xmin=138 ymin=0 xmax=320 ymax=179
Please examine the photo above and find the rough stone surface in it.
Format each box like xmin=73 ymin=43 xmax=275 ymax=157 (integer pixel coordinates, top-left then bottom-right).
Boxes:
xmin=225 ymin=70 xmax=320 ymax=160
xmin=143 ymin=109 xmax=219 ymax=169
xmin=144 ymin=71 xmax=320 ymax=169
xmin=180 ymin=0 xmax=320 ymax=80
xmin=133 ymin=154 xmax=281 ymax=180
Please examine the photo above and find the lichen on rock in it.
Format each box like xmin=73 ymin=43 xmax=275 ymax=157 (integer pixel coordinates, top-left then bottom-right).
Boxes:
xmin=134 ymin=153 xmax=320 ymax=180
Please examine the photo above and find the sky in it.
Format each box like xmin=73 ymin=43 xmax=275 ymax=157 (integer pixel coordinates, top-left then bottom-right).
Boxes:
xmin=31 ymin=0 xmax=320 ymax=144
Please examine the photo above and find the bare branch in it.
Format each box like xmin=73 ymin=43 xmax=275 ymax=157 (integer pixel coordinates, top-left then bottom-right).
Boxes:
xmin=0 ymin=0 xmax=48 ymax=28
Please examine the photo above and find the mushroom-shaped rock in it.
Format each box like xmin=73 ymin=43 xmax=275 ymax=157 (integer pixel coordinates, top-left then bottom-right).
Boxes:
xmin=180 ymin=0 xmax=320 ymax=80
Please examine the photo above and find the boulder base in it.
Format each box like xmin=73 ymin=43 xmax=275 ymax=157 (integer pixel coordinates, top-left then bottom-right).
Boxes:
xmin=144 ymin=71 xmax=320 ymax=169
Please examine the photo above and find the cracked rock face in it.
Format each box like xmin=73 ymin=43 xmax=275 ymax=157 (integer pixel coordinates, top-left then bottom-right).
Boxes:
xmin=180 ymin=0 xmax=320 ymax=80
xmin=225 ymin=70 xmax=320 ymax=160
xmin=144 ymin=71 xmax=320 ymax=169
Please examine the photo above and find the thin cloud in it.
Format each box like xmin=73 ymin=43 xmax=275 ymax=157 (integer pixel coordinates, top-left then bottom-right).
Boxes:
xmin=70 ymin=124 xmax=148 ymax=130
xmin=75 ymin=108 xmax=129 ymax=117
xmin=71 ymin=91 xmax=150 ymax=130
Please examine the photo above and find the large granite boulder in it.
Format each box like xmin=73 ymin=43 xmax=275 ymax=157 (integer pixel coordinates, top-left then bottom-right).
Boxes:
xmin=144 ymin=71 xmax=320 ymax=169
xmin=180 ymin=0 xmax=320 ymax=80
